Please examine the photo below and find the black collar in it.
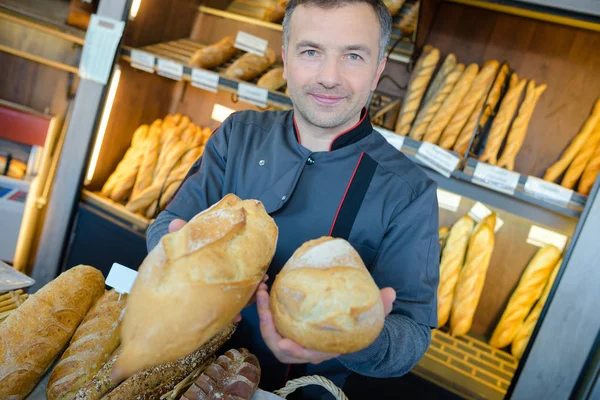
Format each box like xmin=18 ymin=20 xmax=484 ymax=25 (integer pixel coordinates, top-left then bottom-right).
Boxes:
xmin=293 ymin=108 xmax=373 ymax=151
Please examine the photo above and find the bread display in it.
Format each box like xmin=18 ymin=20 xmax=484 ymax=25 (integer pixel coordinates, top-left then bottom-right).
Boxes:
xmin=450 ymin=214 xmax=496 ymax=336
xmin=561 ymin=114 xmax=600 ymax=189
xmin=579 ymin=141 xmax=600 ymax=195
xmin=0 ymin=265 xmax=105 ymax=400
xmin=437 ymin=215 xmax=475 ymax=328
xmin=395 ymin=45 xmax=440 ymax=135
xmin=480 ymin=63 xmax=510 ymax=129
xmin=263 ymin=0 xmax=288 ymax=22
xmin=182 ymin=348 xmax=261 ymax=400
xmin=131 ymin=125 xmax=161 ymax=199
xmin=225 ymin=48 xmax=277 ymax=81
xmin=190 ymin=36 xmax=238 ymax=69
xmin=489 ymin=245 xmax=561 ymax=349
xmin=270 ymin=237 xmax=385 ymax=354
xmin=257 ymin=67 xmax=286 ymax=91
xmin=113 ymin=194 xmax=278 ymax=380
xmin=496 ymin=81 xmax=547 ymax=170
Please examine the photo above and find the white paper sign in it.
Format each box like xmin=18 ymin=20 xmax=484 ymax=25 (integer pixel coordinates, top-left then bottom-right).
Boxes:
xmin=415 ymin=142 xmax=460 ymax=178
xmin=251 ymin=389 xmax=285 ymax=400
xmin=527 ymin=225 xmax=568 ymax=252
xmin=376 ymin=127 xmax=405 ymax=150
xmin=437 ymin=189 xmax=462 ymax=212
xmin=191 ymin=68 xmax=219 ymax=92
xmin=234 ymin=31 xmax=268 ymax=56
xmin=238 ymin=83 xmax=269 ymax=107
xmin=106 ymin=262 xmax=138 ymax=294
xmin=468 ymin=202 xmax=504 ymax=232
xmin=524 ymin=176 xmax=573 ymax=207
xmin=130 ymin=49 xmax=156 ymax=73
xmin=156 ymin=58 xmax=183 ymax=81
xmin=78 ymin=14 xmax=125 ymax=84
xmin=472 ymin=162 xmax=520 ymax=195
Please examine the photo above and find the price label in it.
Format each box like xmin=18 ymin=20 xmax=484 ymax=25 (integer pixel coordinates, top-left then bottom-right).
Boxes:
xmin=437 ymin=189 xmax=462 ymax=212
xmin=468 ymin=202 xmax=504 ymax=232
xmin=375 ymin=127 xmax=405 ymax=151
xmin=191 ymin=68 xmax=219 ymax=92
xmin=234 ymin=31 xmax=268 ymax=56
xmin=473 ymin=162 xmax=520 ymax=195
xmin=238 ymin=83 xmax=268 ymax=107
xmin=415 ymin=142 xmax=460 ymax=178
xmin=78 ymin=15 xmax=125 ymax=84
xmin=527 ymin=225 xmax=568 ymax=252
xmin=157 ymin=59 xmax=183 ymax=81
xmin=106 ymin=262 xmax=138 ymax=294
xmin=130 ymin=49 xmax=156 ymax=73
xmin=524 ymin=176 xmax=573 ymax=207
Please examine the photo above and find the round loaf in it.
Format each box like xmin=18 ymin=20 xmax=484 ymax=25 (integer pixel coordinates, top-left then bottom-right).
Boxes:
xmin=270 ymin=237 xmax=384 ymax=354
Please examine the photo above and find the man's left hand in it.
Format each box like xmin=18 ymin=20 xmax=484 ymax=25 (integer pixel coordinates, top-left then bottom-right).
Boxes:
xmin=256 ymin=286 xmax=396 ymax=365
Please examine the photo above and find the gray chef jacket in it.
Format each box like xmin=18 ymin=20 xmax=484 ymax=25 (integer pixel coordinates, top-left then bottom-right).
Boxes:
xmin=146 ymin=108 xmax=440 ymax=398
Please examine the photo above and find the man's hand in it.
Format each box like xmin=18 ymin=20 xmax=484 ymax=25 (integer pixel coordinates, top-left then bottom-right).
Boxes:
xmin=168 ymin=218 xmax=186 ymax=233
xmin=256 ymin=286 xmax=396 ymax=365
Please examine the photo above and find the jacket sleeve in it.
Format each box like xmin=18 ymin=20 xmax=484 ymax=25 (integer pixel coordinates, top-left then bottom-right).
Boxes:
xmin=145 ymin=115 xmax=234 ymax=252
xmin=338 ymin=181 xmax=440 ymax=378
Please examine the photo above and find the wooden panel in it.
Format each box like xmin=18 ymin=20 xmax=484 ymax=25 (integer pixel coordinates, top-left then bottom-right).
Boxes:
xmin=423 ymin=2 xmax=600 ymax=179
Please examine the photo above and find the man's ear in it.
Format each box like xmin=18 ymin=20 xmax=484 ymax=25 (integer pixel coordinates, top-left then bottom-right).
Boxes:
xmin=371 ymin=57 xmax=387 ymax=91
xmin=282 ymin=45 xmax=287 ymax=80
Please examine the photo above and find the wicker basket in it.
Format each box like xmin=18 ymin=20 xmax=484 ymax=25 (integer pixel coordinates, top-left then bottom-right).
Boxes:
xmin=0 ymin=289 xmax=28 ymax=321
xmin=274 ymin=375 xmax=349 ymax=400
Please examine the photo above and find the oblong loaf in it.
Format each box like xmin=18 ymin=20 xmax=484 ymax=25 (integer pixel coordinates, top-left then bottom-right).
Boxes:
xmin=257 ymin=67 xmax=286 ymax=91
xmin=47 ymin=290 xmax=127 ymax=400
xmin=190 ymin=36 xmax=238 ymax=69
xmin=0 ymin=265 xmax=105 ymax=400
xmin=225 ymin=49 xmax=276 ymax=81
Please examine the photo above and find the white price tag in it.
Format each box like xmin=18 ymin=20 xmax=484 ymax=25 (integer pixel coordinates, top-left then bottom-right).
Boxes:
xmin=473 ymin=162 xmax=520 ymax=195
xmin=131 ymin=49 xmax=156 ymax=73
xmin=238 ymin=83 xmax=268 ymax=107
xmin=106 ymin=262 xmax=138 ymax=294
xmin=468 ymin=202 xmax=504 ymax=232
xmin=527 ymin=225 xmax=568 ymax=252
xmin=234 ymin=31 xmax=268 ymax=56
xmin=376 ymin=127 xmax=405 ymax=151
xmin=524 ymin=176 xmax=573 ymax=207
xmin=78 ymin=14 xmax=125 ymax=84
xmin=415 ymin=142 xmax=460 ymax=178
xmin=157 ymin=58 xmax=183 ymax=81
xmin=437 ymin=189 xmax=462 ymax=212
xmin=191 ymin=68 xmax=219 ymax=92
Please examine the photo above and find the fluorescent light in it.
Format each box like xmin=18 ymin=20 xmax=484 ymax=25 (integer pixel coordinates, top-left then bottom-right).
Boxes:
xmin=211 ymin=104 xmax=235 ymax=123
xmin=85 ymin=66 xmax=121 ymax=184
xmin=129 ymin=0 xmax=142 ymax=20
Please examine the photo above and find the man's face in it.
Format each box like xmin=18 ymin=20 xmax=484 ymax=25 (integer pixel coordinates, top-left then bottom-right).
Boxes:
xmin=283 ymin=3 xmax=386 ymax=130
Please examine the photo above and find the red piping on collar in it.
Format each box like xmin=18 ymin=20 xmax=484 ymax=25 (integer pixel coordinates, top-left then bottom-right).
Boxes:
xmin=329 ymin=151 xmax=364 ymax=236
xmin=292 ymin=115 xmax=301 ymax=144
xmin=328 ymin=110 xmax=368 ymax=151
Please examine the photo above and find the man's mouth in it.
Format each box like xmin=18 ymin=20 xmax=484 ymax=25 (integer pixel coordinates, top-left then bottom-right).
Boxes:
xmin=308 ymin=93 xmax=346 ymax=106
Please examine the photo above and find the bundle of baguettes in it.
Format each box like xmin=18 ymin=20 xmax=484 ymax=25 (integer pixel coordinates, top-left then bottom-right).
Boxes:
xmin=0 ymin=265 xmax=105 ymax=400
xmin=111 ymin=194 xmax=278 ymax=381
xmin=543 ymin=98 xmax=600 ymax=194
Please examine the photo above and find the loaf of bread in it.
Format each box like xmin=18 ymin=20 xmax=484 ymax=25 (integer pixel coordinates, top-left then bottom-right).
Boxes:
xmin=398 ymin=1 xmax=419 ymax=34
xmin=383 ymin=0 xmax=405 ymax=16
xmin=437 ymin=216 xmax=475 ymax=328
xmin=544 ymin=98 xmax=600 ymax=182
xmin=225 ymin=49 xmax=276 ymax=81
xmin=579 ymin=142 xmax=600 ymax=195
xmin=182 ymin=348 xmax=261 ymax=400
xmin=113 ymin=194 xmax=277 ymax=380
xmin=497 ymin=81 xmax=547 ymax=170
xmin=511 ymin=257 xmax=562 ymax=359
xmin=409 ymin=60 xmax=462 ymax=141
xmin=480 ymin=63 xmax=510 ymax=129
xmin=489 ymin=245 xmax=561 ymax=349
xmin=191 ymin=36 xmax=238 ymax=69
xmin=423 ymin=54 xmax=457 ymax=105
xmin=270 ymin=237 xmax=385 ymax=353
xmin=257 ymin=67 xmax=286 ymax=91
xmin=47 ymin=290 xmax=127 ymax=400
xmin=438 ymin=226 xmax=450 ymax=251
xmin=395 ymin=46 xmax=440 ymax=136
xmin=0 ymin=265 xmax=105 ymax=400
xmin=263 ymin=0 xmax=288 ymax=22
xmin=424 ymin=63 xmax=479 ymax=144
xmin=479 ymin=75 xmax=526 ymax=165
xmin=562 ymin=118 xmax=600 ymax=189
xmin=439 ymin=61 xmax=499 ymax=150
xmin=450 ymin=214 xmax=496 ymax=336
xmin=73 ymin=348 xmax=121 ymax=400
xmin=131 ymin=125 xmax=161 ymax=199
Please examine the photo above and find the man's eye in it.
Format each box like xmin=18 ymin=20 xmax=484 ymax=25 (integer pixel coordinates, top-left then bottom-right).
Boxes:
xmin=347 ymin=53 xmax=362 ymax=61
xmin=304 ymin=50 xmax=317 ymax=57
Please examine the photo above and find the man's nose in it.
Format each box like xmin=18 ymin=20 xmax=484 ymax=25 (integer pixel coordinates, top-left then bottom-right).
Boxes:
xmin=316 ymin=56 xmax=342 ymax=89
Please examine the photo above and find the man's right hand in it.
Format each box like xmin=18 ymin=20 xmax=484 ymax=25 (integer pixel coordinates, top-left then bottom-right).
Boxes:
xmin=168 ymin=218 xmax=187 ymax=233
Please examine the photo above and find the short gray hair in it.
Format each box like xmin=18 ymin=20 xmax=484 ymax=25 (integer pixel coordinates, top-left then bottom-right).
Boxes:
xmin=282 ymin=0 xmax=392 ymax=64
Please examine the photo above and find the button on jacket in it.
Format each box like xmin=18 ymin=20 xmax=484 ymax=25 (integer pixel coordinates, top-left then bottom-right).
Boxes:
xmin=147 ymin=108 xmax=440 ymax=397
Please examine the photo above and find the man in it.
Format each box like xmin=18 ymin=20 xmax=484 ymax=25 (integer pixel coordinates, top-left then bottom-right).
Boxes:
xmin=147 ymin=0 xmax=440 ymax=397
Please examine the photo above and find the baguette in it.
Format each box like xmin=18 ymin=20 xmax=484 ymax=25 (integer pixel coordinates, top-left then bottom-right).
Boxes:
xmin=225 ymin=49 xmax=276 ymax=81
xmin=191 ymin=37 xmax=238 ymax=69
xmin=263 ymin=0 xmax=288 ymax=22
xmin=0 ymin=265 xmax=105 ymax=400
xmin=73 ymin=348 xmax=121 ymax=400
xmin=131 ymin=125 xmax=161 ymax=199
xmin=480 ymin=63 xmax=510 ymax=129
xmin=511 ymin=257 xmax=562 ymax=359
xmin=424 ymin=63 xmax=479 ymax=144
xmin=489 ymin=245 xmax=561 ymax=349
xmin=452 ymin=93 xmax=485 ymax=156
xmin=423 ymin=54 xmax=457 ymax=106
xmin=394 ymin=46 xmax=440 ymax=135
xmin=544 ymin=99 xmax=600 ymax=182
xmin=438 ymin=216 xmax=475 ymax=328
xmin=562 ymin=119 xmax=600 ymax=189
xmin=257 ymin=67 xmax=286 ymax=91
xmin=579 ymin=142 xmax=600 ymax=195
xmin=450 ymin=214 xmax=496 ymax=336
xmin=497 ymin=81 xmax=547 ymax=170
xmin=479 ymin=75 xmax=526 ymax=165
xmin=438 ymin=226 xmax=450 ymax=251
xmin=47 ymin=290 xmax=127 ymax=400
xmin=439 ymin=61 xmax=499 ymax=149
